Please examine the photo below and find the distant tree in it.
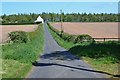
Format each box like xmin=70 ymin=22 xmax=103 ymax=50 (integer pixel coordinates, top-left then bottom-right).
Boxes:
xmin=1 ymin=13 xmax=119 ymax=24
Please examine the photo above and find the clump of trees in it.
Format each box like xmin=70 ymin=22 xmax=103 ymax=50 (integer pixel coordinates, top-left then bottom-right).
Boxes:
xmin=1 ymin=12 xmax=119 ymax=24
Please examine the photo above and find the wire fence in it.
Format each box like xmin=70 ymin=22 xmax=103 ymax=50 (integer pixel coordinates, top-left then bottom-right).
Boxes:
xmin=93 ymin=38 xmax=120 ymax=42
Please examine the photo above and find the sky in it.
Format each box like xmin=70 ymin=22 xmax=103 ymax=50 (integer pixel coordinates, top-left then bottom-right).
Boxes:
xmin=1 ymin=2 xmax=118 ymax=15
xmin=1 ymin=0 xmax=120 ymax=2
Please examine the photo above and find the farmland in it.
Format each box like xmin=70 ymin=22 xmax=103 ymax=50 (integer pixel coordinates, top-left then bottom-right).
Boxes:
xmin=51 ymin=22 xmax=119 ymax=41
xmin=0 ymin=25 xmax=38 ymax=43
xmin=1 ymin=24 xmax=44 ymax=78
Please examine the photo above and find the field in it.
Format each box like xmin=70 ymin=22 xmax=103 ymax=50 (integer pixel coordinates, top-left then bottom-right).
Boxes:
xmin=1 ymin=24 xmax=44 ymax=78
xmin=0 ymin=25 xmax=38 ymax=43
xmin=51 ymin=22 xmax=119 ymax=41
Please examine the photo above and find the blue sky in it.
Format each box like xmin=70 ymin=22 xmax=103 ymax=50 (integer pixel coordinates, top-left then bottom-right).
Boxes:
xmin=2 ymin=2 xmax=118 ymax=15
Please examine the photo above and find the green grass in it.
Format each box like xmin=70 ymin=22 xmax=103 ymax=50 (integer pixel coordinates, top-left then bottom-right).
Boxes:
xmin=48 ymin=23 xmax=120 ymax=77
xmin=47 ymin=24 xmax=74 ymax=49
xmin=2 ymin=59 xmax=31 ymax=78
xmin=1 ymin=24 xmax=44 ymax=78
xmin=0 ymin=55 xmax=2 ymax=80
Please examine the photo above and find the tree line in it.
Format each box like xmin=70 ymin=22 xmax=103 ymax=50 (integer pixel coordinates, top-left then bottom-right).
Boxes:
xmin=1 ymin=12 xmax=119 ymax=24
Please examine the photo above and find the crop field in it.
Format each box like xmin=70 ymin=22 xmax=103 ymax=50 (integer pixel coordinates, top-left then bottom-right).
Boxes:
xmin=51 ymin=22 xmax=119 ymax=41
xmin=0 ymin=25 xmax=38 ymax=43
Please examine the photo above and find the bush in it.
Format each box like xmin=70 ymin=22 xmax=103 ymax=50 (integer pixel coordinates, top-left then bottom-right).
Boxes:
xmin=3 ymin=24 xmax=44 ymax=63
xmin=66 ymin=35 xmax=77 ymax=43
xmin=75 ymin=34 xmax=94 ymax=44
xmin=9 ymin=31 xmax=29 ymax=43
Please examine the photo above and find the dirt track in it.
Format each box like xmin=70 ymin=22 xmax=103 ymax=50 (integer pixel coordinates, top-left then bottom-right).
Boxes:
xmin=51 ymin=22 xmax=119 ymax=39
xmin=0 ymin=25 xmax=38 ymax=43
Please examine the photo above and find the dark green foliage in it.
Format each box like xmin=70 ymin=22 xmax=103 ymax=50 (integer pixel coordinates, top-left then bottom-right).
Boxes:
xmin=1 ymin=13 xmax=39 ymax=24
xmin=67 ymin=35 xmax=77 ymax=43
xmin=2 ymin=22 xmax=35 ymax=25
xmin=69 ymin=42 xmax=120 ymax=63
xmin=63 ymin=34 xmax=77 ymax=43
xmin=9 ymin=31 xmax=29 ymax=43
xmin=75 ymin=34 xmax=94 ymax=44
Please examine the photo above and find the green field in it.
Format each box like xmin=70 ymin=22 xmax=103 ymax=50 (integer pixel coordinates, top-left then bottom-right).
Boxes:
xmin=48 ymin=23 xmax=120 ymax=78
xmin=1 ymin=24 xmax=44 ymax=78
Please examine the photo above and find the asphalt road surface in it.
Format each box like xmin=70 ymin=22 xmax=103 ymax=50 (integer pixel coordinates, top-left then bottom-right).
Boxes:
xmin=27 ymin=23 xmax=105 ymax=78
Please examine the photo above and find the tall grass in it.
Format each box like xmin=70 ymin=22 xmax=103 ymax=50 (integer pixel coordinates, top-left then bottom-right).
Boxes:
xmin=2 ymin=24 xmax=44 ymax=78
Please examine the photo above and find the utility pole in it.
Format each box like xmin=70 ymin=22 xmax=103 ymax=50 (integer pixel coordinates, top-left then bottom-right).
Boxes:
xmin=60 ymin=9 xmax=63 ymax=37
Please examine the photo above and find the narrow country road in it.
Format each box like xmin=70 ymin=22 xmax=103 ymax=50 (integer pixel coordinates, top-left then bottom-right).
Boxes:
xmin=27 ymin=23 xmax=105 ymax=78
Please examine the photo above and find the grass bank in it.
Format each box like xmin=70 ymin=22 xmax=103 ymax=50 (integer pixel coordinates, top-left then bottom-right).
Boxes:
xmin=47 ymin=23 xmax=120 ymax=78
xmin=1 ymin=24 xmax=44 ymax=78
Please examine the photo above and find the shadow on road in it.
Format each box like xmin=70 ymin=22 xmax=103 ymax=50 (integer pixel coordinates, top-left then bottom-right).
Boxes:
xmin=32 ymin=61 xmax=120 ymax=78
xmin=40 ymin=51 xmax=80 ymax=61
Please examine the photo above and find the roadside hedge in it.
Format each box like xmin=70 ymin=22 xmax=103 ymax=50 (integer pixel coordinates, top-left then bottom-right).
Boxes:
xmin=1 ymin=22 xmax=35 ymax=25
xmin=75 ymin=34 xmax=94 ymax=44
xmin=47 ymin=23 xmax=94 ymax=44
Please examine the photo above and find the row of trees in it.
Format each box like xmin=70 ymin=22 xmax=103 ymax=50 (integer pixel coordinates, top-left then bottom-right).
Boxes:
xmin=1 ymin=12 xmax=119 ymax=24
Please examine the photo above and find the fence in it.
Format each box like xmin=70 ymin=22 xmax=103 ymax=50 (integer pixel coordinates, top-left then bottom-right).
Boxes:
xmin=93 ymin=38 xmax=120 ymax=42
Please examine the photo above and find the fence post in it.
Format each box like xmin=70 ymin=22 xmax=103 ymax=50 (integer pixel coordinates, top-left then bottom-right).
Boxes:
xmin=93 ymin=38 xmax=94 ymax=41
xmin=104 ymin=38 xmax=105 ymax=42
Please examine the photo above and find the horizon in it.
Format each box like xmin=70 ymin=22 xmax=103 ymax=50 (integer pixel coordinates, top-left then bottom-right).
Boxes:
xmin=2 ymin=2 xmax=118 ymax=15
xmin=1 ymin=12 xmax=118 ymax=16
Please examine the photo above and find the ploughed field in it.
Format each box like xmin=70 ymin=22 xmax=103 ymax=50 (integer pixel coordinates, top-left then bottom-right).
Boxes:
xmin=51 ymin=22 xmax=119 ymax=41
xmin=0 ymin=25 xmax=38 ymax=43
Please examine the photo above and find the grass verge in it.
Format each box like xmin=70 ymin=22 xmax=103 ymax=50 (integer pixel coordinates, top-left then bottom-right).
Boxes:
xmin=1 ymin=24 xmax=44 ymax=78
xmin=47 ymin=23 xmax=120 ymax=78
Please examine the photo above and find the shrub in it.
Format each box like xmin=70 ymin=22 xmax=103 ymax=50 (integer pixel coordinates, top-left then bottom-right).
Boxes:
xmin=66 ymin=35 xmax=77 ymax=43
xmin=75 ymin=34 xmax=94 ymax=44
xmin=9 ymin=31 xmax=29 ymax=43
xmin=61 ymin=33 xmax=69 ymax=40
